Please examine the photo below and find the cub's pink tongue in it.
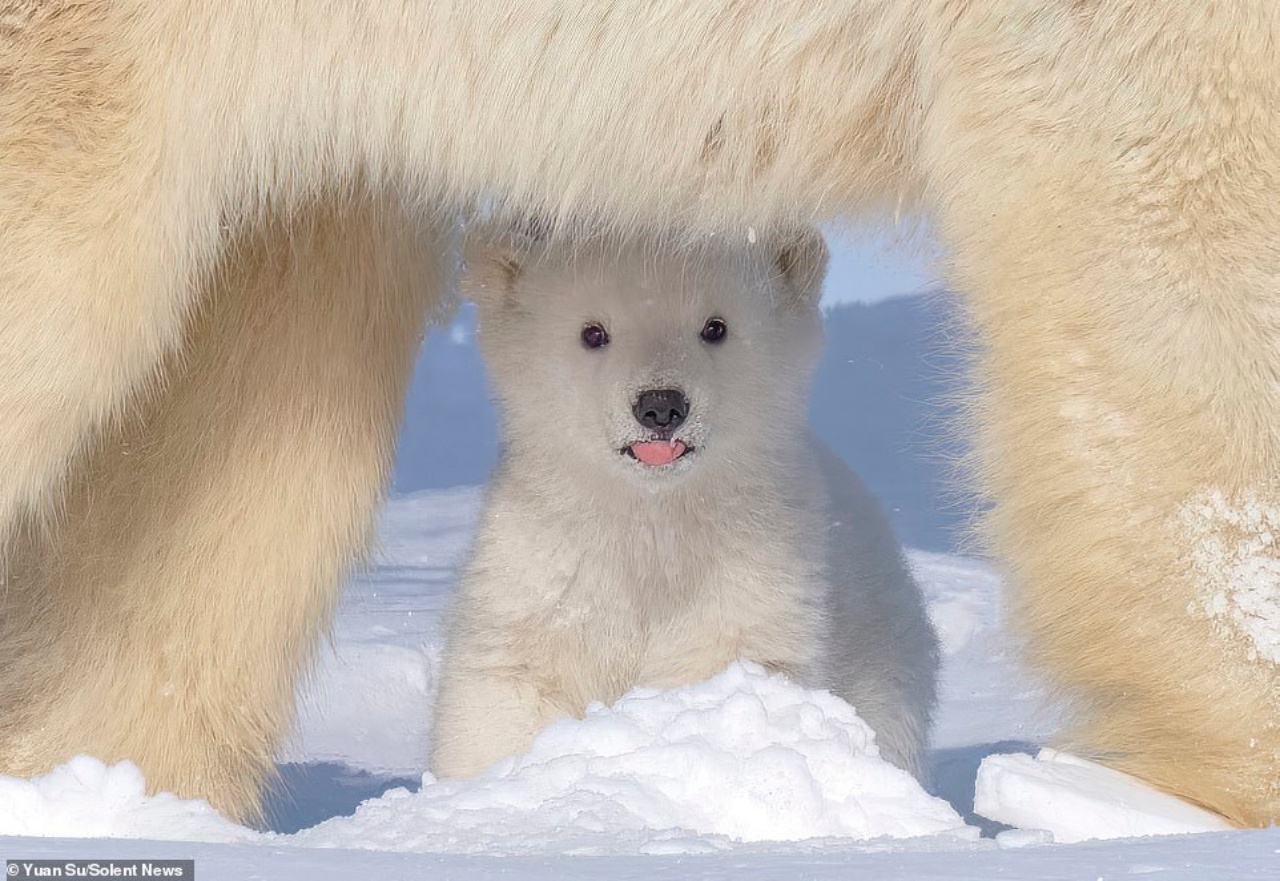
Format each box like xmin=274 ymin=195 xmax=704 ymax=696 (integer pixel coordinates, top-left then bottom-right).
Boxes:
xmin=630 ymin=440 xmax=686 ymax=466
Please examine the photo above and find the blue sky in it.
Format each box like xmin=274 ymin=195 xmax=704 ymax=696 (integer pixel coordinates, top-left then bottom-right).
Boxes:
xmin=820 ymin=225 xmax=940 ymax=306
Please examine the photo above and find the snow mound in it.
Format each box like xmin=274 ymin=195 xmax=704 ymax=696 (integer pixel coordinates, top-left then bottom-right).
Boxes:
xmin=974 ymin=749 xmax=1233 ymax=843
xmin=297 ymin=662 xmax=975 ymax=855
xmin=0 ymin=756 xmax=253 ymax=843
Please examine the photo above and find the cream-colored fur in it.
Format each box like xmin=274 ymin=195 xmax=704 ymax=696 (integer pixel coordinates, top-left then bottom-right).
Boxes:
xmin=432 ymin=232 xmax=938 ymax=780
xmin=1 ymin=1 xmax=1278 ymax=824
xmin=0 ymin=175 xmax=453 ymax=821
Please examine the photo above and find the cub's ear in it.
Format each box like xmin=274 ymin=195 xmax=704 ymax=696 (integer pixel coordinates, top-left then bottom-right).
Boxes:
xmin=460 ymin=238 xmax=521 ymax=310
xmin=461 ymin=216 xmax=551 ymax=309
xmin=775 ymin=227 xmax=828 ymax=308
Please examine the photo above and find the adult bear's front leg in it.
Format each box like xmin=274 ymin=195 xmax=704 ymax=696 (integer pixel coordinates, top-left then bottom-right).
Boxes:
xmin=0 ymin=193 xmax=454 ymax=822
xmin=920 ymin=2 xmax=1280 ymax=825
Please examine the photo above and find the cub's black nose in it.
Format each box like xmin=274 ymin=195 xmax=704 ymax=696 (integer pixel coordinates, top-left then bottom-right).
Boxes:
xmin=633 ymin=388 xmax=689 ymax=431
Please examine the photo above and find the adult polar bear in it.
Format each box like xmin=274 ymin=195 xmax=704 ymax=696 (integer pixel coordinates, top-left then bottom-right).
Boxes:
xmin=0 ymin=1 xmax=1276 ymax=825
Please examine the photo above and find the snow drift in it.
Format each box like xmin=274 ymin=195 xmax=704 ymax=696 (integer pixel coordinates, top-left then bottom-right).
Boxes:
xmin=297 ymin=663 xmax=973 ymax=855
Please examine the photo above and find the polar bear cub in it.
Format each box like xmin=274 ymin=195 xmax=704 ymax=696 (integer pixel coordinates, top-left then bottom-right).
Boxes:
xmin=431 ymin=228 xmax=939 ymax=779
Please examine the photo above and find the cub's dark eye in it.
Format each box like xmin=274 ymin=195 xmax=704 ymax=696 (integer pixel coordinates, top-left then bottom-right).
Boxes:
xmin=700 ymin=317 xmax=728 ymax=344
xmin=581 ymin=322 xmax=610 ymax=349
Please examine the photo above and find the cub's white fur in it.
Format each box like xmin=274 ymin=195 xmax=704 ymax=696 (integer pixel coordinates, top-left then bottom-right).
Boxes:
xmin=432 ymin=231 xmax=938 ymax=778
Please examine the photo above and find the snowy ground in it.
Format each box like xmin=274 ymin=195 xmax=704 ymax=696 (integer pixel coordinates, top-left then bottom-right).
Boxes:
xmin=0 ymin=488 xmax=1269 ymax=879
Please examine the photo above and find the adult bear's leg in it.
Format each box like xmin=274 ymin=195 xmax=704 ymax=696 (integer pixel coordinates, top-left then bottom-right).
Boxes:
xmin=921 ymin=3 xmax=1280 ymax=825
xmin=0 ymin=192 xmax=453 ymax=822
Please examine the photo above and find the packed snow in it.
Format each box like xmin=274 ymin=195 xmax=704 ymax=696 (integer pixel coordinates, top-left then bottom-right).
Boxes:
xmin=0 ymin=758 xmax=252 ymax=844
xmin=3 ymin=487 xmax=1273 ymax=880
xmin=975 ymin=750 xmax=1234 ymax=844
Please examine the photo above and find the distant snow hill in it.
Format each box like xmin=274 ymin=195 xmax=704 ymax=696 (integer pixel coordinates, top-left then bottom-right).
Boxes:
xmin=393 ymin=293 xmax=974 ymax=553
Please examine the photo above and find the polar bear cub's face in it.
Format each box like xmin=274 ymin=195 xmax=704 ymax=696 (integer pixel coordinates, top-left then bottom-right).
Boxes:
xmin=466 ymin=230 xmax=827 ymax=487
